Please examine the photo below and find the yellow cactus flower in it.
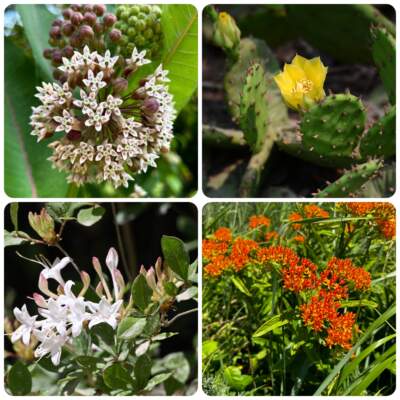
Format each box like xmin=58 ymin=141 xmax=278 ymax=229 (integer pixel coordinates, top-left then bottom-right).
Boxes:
xmin=274 ymin=54 xmax=328 ymax=111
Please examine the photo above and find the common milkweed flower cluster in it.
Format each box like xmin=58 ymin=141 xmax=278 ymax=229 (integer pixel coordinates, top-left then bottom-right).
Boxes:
xmin=11 ymin=248 xmax=124 ymax=365
xmin=30 ymin=45 xmax=175 ymax=188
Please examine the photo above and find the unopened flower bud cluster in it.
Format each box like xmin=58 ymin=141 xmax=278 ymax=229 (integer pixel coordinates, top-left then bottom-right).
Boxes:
xmin=11 ymin=248 xmax=124 ymax=366
xmin=30 ymin=46 xmax=175 ymax=188
xmin=115 ymin=5 xmax=162 ymax=59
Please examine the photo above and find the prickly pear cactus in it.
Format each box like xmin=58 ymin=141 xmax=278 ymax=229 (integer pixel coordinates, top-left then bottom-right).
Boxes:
xmin=224 ymin=38 xmax=285 ymax=122
xmin=360 ymin=106 xmax=395 ymax=159
xmin=115 ymin=4 xmax=162 ymax=59
xmin=371 ymin=26 xmax=395 ymax=104
xmin=239 ymin=63 xmax=269 ymax=152
xmin=315 ymin=159 xmax=382 ymax=198
xmin=299 ymin=94 xmax=366 ymax=167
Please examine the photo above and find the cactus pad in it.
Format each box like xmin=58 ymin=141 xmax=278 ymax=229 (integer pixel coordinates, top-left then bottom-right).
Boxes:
xmin=239 ymin=63 xmax=269 ymax=152
xmin=314 ymin=160 xmax=382 ymax=198
xmin=360 ymin=106 xmax=395 ymax=159
xmin=299 ymin=94 xmax=366 ymax=167
xmin=371 ymin=26 xmax=395 ymax=104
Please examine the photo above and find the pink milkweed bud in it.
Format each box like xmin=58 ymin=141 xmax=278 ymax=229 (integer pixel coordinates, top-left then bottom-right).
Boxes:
xmin=93 ymin=4 xmax=106 ymax=16
xmin=62 ymin=8 xmax=73 ymax=20
xmin=109 ymin=28 xmax=122 ymax=42
xmin=103 ymin=13 xmax=117 ymax=28
xmin=83 ymin=12 xmax=97 ymax=26
xmin=71 ymin=12 xmax=84 ymax=26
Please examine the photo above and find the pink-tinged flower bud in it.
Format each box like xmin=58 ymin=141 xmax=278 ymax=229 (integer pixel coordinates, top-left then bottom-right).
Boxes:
xmin=83 ymin=12 xmax=97 ymax=26
xmin=106 ymin=247 xmax=119 ymax=270
xmin=51 ymin=50 xmax=63 ymax=66
xmin=155 ymin=256 xmax=163 ymax=280
xmin=33 ymin=292 xmax=47 ymax=308
xmin=70 ymin=4 xmax=81 ymax=12
xmin=142 ymin=97 xmax=159 ymax=114
xmin=103 ymin=13 xmax=117 ymax=28
xmin=92 ymin=256 xmax=102 ymax=274
xmin=113 ymin=269 xmax=125 ymax=298
xmin=79 ymin=24 xmax=94 ymax=40
xmin=69 ymin=32 xmax=82 ymax=47
xmin=132 ymin=87 xmax=146 ymax=100
xmin=43 ymin=48 xmax=53 ymax=59
xmin=95 ymin=281 xmax=104 ymax=297
xmin=79 ymin=271 xmax=91 ymax=296
xmin=62 ymin=45 xmax=74 ymax=58
xmin=52 ymin=18 xmax=63 ymax=27
xmin=109 ymin=28 xmax=122 ymax=42
xmin=50 ymin=25 xmax=62 ymax=39
xmin=62 ymin=21 xmax=74 ymax=36
xmin=83 ymin=4 xmax=94 ymax=13
xmin=71 ymin=12 xmax=84 ymax=26
xmin=66 ymin=129 xmax=81 ymax=141
xmin=140 ymin=265 xmax=147 ymax=276
xmin=62 ymin=8 xmax=73 ymax=20
xmin=93 ymin=4 xmax=106 ymax=16
xmin=93 ymin=22 xmax=104 ymax=34
xmin=112 ymin=77 xmax=128 ymax=94
xmin=38 ymin=274 xmax=57 ymax=298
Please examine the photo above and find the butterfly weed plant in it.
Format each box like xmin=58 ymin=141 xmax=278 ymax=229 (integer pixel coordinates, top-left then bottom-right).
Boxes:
xmin=202 ymin=202 xmax=395 ymax=395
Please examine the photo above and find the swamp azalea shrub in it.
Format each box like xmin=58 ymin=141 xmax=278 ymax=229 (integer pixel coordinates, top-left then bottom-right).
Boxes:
xmin=5 ymin=206 xmax=197 ymax=396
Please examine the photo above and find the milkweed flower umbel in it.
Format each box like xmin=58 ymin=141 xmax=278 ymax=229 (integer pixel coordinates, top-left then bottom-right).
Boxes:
xmin=274 ymin=54 xmax=328 ymax=111
xmin=30 ymin=46 xmax=175 ymax=189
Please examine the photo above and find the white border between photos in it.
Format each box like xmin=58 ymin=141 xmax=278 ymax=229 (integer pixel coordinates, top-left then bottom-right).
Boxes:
xmin=0 ymin=0 xmax=398 ymax=399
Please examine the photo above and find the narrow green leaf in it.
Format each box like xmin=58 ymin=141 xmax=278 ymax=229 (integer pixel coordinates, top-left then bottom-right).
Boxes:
xmin=144 ymin=372 xmax=173 ymax=392
xmin=253 ymin=315 xmax=288 ymax=337
xmin=161 ymin=235 xmax=189 ymax=280
xmin=231 ymin=276 xmax=252 ymax=296
xmin=339 ymin=299 xmax=378 ymax=309
xmin=16 ymin=5 xmax=53 ymax=81
xmin=134 ymin=354 xmax=152 ymax=389
xmin=131 ymin=274 xmax=152 ymax=312
xmin=77 ymin=205 xmax=105 ymax=226
xmin=10 ymin=203 xmax=19 ymax=231
xmin=117 ymin=317 xmax=146 ymax=340
xmin=7 ymin=361 xmax=32 ymax=395
xmin=160 ymin=5 xmax=198 ymax=113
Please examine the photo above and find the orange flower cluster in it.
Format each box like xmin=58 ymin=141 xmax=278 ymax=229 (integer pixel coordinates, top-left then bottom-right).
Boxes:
xmin=281 ymin=254 xmax=371 ymax=350
xmin=204 ymin=254 xmax=231 ymax=277
xmin=265 ymin=230 xmax=279 ymax=242
xmin=231 ymin=238 xmax=259 ymax=271
xmin=214 ymin=227 xmax=232 ymax=242
xmin=203 ymin=239 xmax=229 ymax=260
xmin=257 ymin=245 xmax=300 ymax=267
xmin=249 ymin=215 xmax=271 ymax=229
xmin=288 ymin=204 xmax=329 ymax=230
xmin=343 ymin=202 xmax=395 ymax=240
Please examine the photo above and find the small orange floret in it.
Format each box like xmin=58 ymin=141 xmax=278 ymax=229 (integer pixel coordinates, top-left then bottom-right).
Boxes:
xmin=265 ymin=230 xmax=279 ymax=242
xmin=257 ymin=245 xmax=300 ymax=267
xmin=214 ymin=227 xmax=232 ymax=242
xmin=249 ymin=215 xmax=271 ymax=229
xmin=326 ymin=312 xmax=357 ymax=350
xmin=282 ymin=258 xmax=318 ymax=292
xmin=289 ymin=212 xmax=302 ymax=230
xmin=202 ymin=239 xmax=228 ymax=260
xmin=230 ymin=237 xmax=259 ymax=271
xmin=303 ymin=204 xmax=329 ymax=219
xmin=293 ymin=235 xmax=305 ymax=243
xmin=204 ymin=254 xmax=231 ymax=277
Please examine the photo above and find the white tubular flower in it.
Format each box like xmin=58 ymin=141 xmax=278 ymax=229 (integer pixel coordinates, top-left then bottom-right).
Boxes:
xmin=87 ymin=297 xmax=123 ymax=329
xmin=34 ymin=329 xmax=69 ymax=366
xmin=40 ymin=257 xmax=71 ymax=286
xmin=11 ymin=305 xmax=38 ymax=345
xmin=58 ymin=281 xmax=89 ymax=337
xmin=38 ymin=298 xmax=68 ymax=335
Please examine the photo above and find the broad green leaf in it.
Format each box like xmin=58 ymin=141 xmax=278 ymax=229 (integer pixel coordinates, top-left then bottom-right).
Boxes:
xmin=160 ymin=5 xmax=198 ymax=113
xmin=161 ymin=235 xmax=189 ymax=280
xmin=117 ymin=317 xmax=146 ymax=340
xmin=90 ymin=322 xmax=115 ymax=347
xmin=144 ymin=373 xmax=172 ymax=392
xmin=151 ymin=332 xmax=178 ymax=341
xmin=231 ymin=276 xmax=252 ymax=296
xmin=253 ymin=315 xmax=288 ymax=337
xmin=16 ymin=5 xmax=53 ymax=81
xmin=75 ymin=356 xmax=98 ymax=371
xmin=202 ymin=340 xmax=218 ymax=360
xmin=223 ymin=366 xmax=253 ymax=391
xmin=160 ymin=352 xmax=190 ymax=384
xmin=103 ymin=363 xmax=133 ymax=390
xmin=4 ymin=38 xmax=68 ymax=197
xmin=77 ymin=205 xmax=106 ymax=226
xmin=134 ymin=354 xmax=152 ymax=390
xmin=7 ymin=361 xmax=32 ymax=395
xmin=131 ymin=274 xmax=152 ymax=312
xmin=10 ymin=203 xmax=19 ymax=231
xmin=135 ymin=340 xmax=151 ymax=356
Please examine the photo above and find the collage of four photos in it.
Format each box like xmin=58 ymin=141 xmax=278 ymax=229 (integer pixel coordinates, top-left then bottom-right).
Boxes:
xmin=2 ymin=2 xmax=397 ymax=397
